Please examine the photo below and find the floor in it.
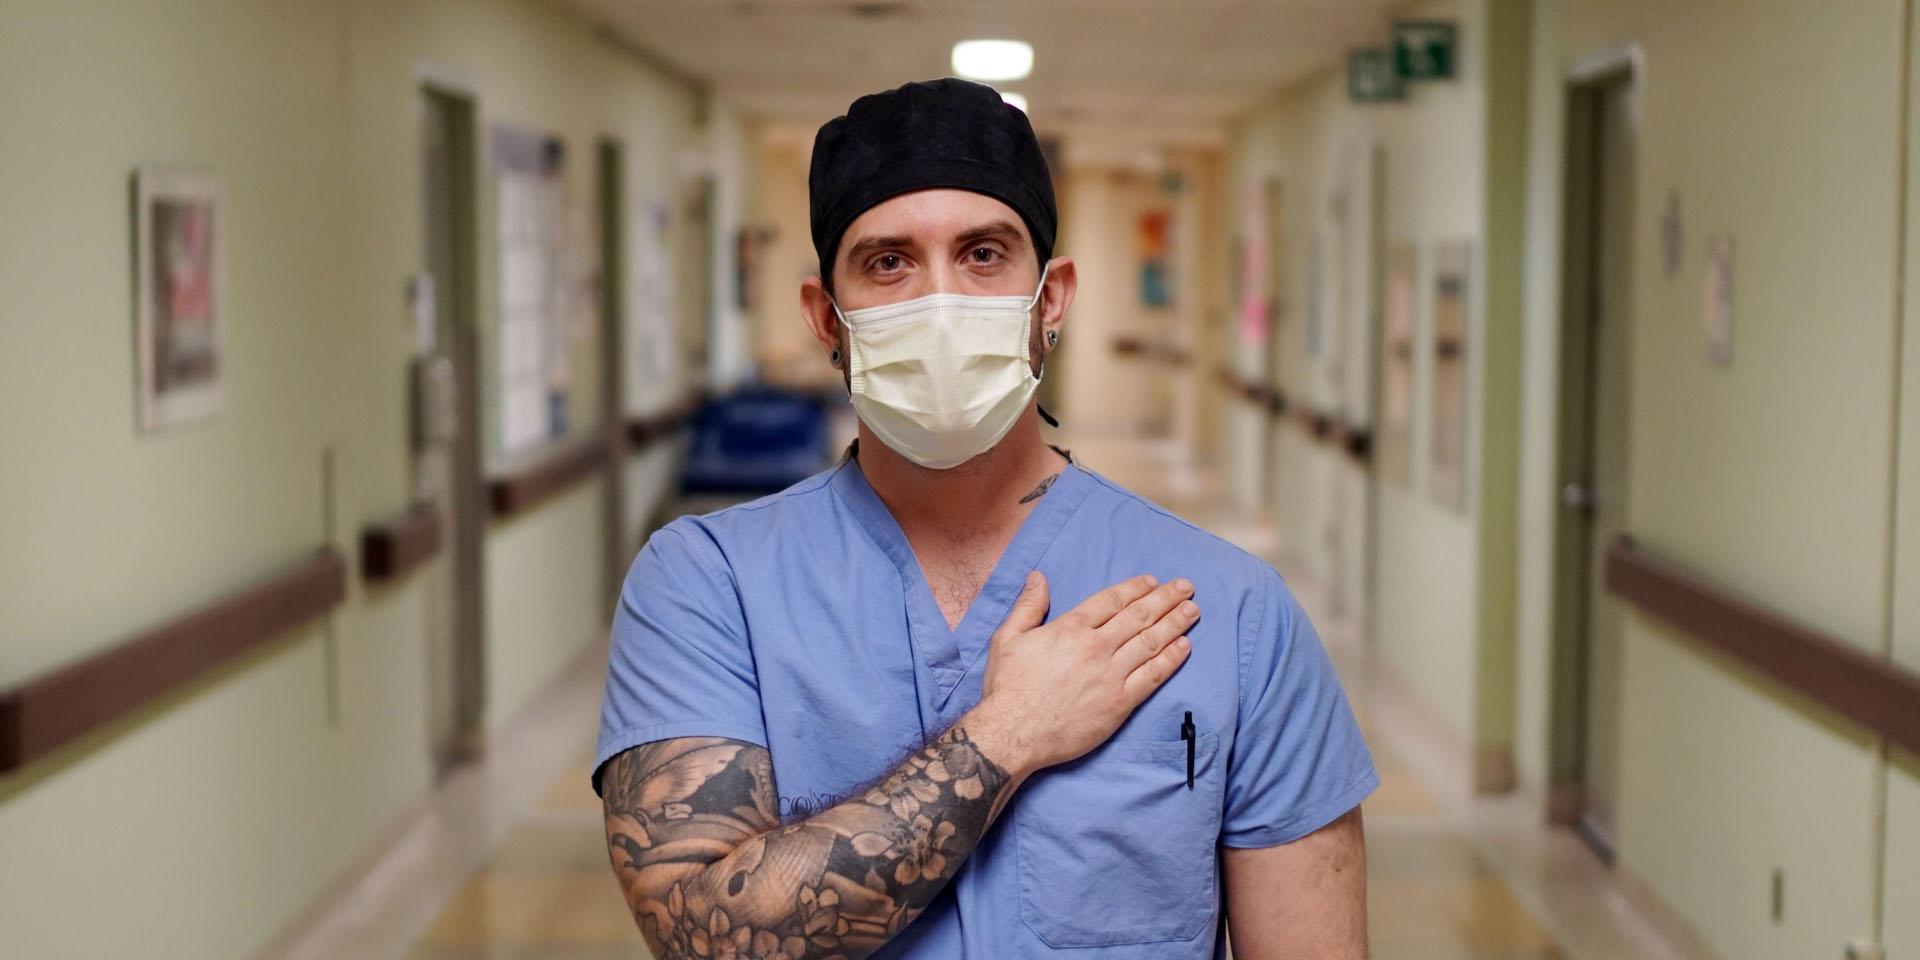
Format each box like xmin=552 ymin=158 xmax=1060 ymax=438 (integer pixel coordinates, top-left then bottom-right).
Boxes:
xmin=264 ymin=435 xmax=1720 ymax=960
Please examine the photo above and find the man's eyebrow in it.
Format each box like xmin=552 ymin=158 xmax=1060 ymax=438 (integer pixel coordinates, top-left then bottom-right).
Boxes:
xmin=842 ymin=234 xmax=915 ymax=266
xmin=841 ymin=220 xmax=1028 ymax=268
xmin=953 ymin=220 xmax=1029 ymax=249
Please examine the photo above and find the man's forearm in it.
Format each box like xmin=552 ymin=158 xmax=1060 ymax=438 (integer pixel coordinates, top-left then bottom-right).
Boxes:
xmin=604 ymin=707 xmax=1031 ymax=960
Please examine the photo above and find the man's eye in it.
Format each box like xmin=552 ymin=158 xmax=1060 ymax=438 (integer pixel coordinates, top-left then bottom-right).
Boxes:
xmin=874 ymin=254 xmax=903 ymax=272
xmin=969 ymin=247 xmax=1000 ymax=264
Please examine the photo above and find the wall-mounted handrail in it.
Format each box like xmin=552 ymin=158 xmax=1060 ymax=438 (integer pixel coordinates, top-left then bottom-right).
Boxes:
xmin=0 ymin=548 xmax=348 ymax=773
xmin=488 ymin=435 xmax=615 ymax=519
xmin=1604 ymin=536 xmax=1920 ymax=758
xmin=360 ymin=504 xmax=442 ymax=584
xmin=1286 ymin=403 xmax=1372 ymax=466
xmin=1112 ymin=335 xmax=1192 ymax=367
xmin=626 ymin=392 xmax=704 ymax=450
xmin=1214 ymin=368 xmax=1372 ymax=468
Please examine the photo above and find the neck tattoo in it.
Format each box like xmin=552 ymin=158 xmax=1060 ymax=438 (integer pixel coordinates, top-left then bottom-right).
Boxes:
xmin=1018 ymin=473 xmax=1060 ymax=504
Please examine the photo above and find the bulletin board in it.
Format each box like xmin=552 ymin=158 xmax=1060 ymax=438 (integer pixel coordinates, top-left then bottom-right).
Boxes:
xmin=491 ymin=125 xmax=570 ymax=458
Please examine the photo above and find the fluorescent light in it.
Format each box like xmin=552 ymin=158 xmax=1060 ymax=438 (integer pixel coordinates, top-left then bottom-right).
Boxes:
xmin=1000 ymin=91 xmax=1029 ymax=113
xmin=952 ymin=39 xmax=1033 ymax=82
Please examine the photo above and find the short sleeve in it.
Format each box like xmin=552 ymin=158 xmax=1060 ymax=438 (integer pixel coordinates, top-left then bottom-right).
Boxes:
xmin=1220 ymin=566 xmax=1378 ymax=847
xmin=592 ymin=521 xmax=768 ymax=797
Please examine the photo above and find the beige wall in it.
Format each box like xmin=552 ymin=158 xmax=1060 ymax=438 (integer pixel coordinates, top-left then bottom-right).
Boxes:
xmin=1226 ymin=0 xmax=1491 ymax=741
xmin=706 ymin=101 xmax=758 ymax=390
xmin=0 ymin=1 xmax=720 ymax=956
xmin=1515 ymin=0 xmax=1912 ymax=955
xmin=1881 ymin=3 xmax=1920 ymax=949
xmin=1054 ymin=165 xmax=1188 ymax=435
xmin=751 ymin=135 xmax=841 ymax=391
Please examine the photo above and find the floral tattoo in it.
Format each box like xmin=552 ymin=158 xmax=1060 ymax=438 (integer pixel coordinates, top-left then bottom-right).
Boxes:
xmin=602 ymin=727 xmax=1012 ymax=959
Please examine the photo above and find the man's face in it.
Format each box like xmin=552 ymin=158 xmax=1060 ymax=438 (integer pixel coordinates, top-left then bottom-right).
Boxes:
xmin=827 ymin=188 xmax=1049 ymax=380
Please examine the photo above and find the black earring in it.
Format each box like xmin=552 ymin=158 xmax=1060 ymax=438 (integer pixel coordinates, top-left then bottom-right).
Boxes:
xmin=1046 ymin=330 xmax=1059 ymax=348
xmin=830 ymin=348 xmax=841 ymax=367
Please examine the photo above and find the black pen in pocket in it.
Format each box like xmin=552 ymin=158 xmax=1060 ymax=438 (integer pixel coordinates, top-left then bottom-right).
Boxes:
xmin=1180 ymin=710 xmax=1195 ymax=789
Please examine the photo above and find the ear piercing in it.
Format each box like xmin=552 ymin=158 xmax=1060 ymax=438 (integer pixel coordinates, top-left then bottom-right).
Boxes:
xmin=1046 ymin=330 xmax=1059 ymax=348
xmin=830 ymin=348 xmax=842 ymax=367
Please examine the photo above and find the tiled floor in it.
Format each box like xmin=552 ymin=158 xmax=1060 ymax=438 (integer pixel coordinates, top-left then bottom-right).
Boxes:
xmin=268 ymin=435 xmax=1718 ymax=960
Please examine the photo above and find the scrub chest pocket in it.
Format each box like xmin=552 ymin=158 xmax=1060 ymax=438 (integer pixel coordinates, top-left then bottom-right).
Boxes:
xmin=1014 ymin=732 xmax=1223 ymax=948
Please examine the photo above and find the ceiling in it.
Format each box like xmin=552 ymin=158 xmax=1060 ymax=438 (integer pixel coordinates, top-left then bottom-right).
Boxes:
xmin=555 ymin=0 xmax=1398 ymax=141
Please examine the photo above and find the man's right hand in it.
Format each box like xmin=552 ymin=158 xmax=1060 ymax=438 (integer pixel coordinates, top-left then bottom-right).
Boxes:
xmin=971 ymin=572 xmax=1200 ymax=777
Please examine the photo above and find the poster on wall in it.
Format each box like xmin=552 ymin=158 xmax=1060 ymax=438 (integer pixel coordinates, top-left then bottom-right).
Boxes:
xmin=1704 ymin=234 xmax=1734 ymax=366
xmin=134 ymin=167 xmax=223 ymax=432
xmin=1137 ymin=210 xmax=1171 ymax=308
xmin=1237 ymin=185 xmax=1270 ymax=346
xmin=1429 ymin=239 xmax=1472 ymax=512
xmin=492 ymin=126 xmax=569 ymax=457
xmin=1379 ymin=243 xmax=1416 ymax=488
xmin=626 ymin=198 xmax=679 ymax=402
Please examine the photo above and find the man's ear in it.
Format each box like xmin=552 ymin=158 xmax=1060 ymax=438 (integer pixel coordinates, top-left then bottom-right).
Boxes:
xmin=799 ymin=275 xmax=844 ymax=367
xmin=1038 ymin=256 xmax=1077 ymax=348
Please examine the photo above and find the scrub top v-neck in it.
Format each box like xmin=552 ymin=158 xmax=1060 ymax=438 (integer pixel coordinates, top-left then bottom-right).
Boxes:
xmin=831 ymin=452 xmax=1093 ymax=730
xmin=595 ymin=454 xmax=1377 ymax=959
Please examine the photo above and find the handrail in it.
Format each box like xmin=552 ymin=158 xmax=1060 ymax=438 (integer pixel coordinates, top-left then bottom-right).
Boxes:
xmin=1113 ymin=335 xmax=1192 ymax=367
xmin=1605 ymin=536 xmax=1920 ymax=758
xmin=488 ymin=435 xmax=615 ymax=519
xmin=360 ymin=503 xmax=442 ymax=584
xmin=489 ymin=391 xmax=709 ymax=520
xmin=626 ymin=393 xmax=704 ymax=450
xmin=0 ymin=548 xmax=348 ymax=773
xmin=1214 ymin=368 xmax=1372 ymax=468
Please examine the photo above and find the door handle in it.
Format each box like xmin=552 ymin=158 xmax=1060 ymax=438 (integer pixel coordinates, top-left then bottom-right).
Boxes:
xmin=1562 ymin=482 xmax=1596 ymax=512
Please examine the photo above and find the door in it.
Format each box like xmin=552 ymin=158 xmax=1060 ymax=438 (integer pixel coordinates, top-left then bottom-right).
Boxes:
xmin=420 ymin=85 xmax=487 ymax=775
xmin=1553 ymin=69 xmax=1637 ymax=859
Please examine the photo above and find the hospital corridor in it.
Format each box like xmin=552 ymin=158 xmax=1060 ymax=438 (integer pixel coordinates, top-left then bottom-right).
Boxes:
xmin=3 ymin=3 xmax=1919 ymax=960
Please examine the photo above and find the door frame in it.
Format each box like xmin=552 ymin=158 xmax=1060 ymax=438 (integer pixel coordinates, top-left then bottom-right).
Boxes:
xmin=419 ymin=80 xmax=487 ymax=774
xmin=1545 ymin=43 xmax=1642 ymax=853
xmin=1260 ymin=175 xmax=1287 ymax=521
xmin=597 ymin=137 xmax=629 ymax=614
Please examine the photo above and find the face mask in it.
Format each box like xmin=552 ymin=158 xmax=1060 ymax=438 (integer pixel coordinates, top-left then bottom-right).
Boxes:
xmin=832 ymin=266 xmax=1049 ymax=470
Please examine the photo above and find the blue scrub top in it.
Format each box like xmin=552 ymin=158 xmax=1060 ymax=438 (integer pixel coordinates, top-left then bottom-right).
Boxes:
xmin=595 ymin=454 xmax=1377 ymax=958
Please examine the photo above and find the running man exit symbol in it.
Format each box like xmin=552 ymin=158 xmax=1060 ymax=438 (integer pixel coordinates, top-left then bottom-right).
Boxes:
xmin=1392 ymin=21 xmax=1457 ymax=81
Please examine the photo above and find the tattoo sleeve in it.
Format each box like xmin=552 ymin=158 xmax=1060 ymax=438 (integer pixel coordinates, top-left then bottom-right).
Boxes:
xmin=601 ymin=727 xmax=1014 ymax=959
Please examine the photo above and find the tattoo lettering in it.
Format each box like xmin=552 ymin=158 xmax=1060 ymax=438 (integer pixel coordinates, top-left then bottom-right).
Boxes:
xmin=1018 ymin=473 xmax=1059 ymax=504
xmin=602 ymin=727 xmax=1012 ymax=959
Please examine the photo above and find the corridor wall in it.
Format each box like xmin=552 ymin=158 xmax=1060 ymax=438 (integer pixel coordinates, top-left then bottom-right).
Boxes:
xmin=1055 ymin=166 xmax=1189 ymax=436
xmin=1225 ymin=0 xmax=1493 ymax=754
xmin=1515 ymin=0 xmax=1912 ymax=956
xmin=0 ymin=1 xmax=731 ymax=957
xmin=1878 ymin=4 xmax=1920 ymax=952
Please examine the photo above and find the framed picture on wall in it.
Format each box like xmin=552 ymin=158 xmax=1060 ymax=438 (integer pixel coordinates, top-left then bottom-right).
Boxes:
xmin=1137 ymin=210 xmax=1171 ymax=308
xmin=1378 ymin=242 xmax=1416 ymax=488
xmin=1429 ymin=239 xmax=1472 ymax=512
xmin=491 ymin=124 xmax=569 ymax=457
xmin=1237 ymin=184 xmax=1271 ymax=346
xmin=134 ymin=166 xmax=224 ymax=432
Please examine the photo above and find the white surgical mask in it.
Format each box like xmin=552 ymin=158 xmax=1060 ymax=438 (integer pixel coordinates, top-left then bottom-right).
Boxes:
xmin=832 ymin=266 xmax=1049 ymax=470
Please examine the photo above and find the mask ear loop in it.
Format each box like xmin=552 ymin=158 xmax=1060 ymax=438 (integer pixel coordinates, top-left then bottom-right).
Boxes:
xmin=1028 ymin=262 xmax=1062 ymax=428
xmin=1026 ymin=261 xmax=1052 ymax=311
xmin=827 ymin=297 xmax=854 ymax=388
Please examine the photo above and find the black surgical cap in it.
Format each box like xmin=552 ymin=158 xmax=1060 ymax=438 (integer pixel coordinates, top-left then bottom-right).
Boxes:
xmin=809 ymin=77 xmax=1057 ymax=280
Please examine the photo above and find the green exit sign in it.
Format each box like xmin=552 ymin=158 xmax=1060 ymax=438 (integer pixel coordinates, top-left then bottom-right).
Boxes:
xmin=1393 ymin=20 xmax=1457 ymax=81
xmin=1349 ymin=49 xmax=1404 ymax=103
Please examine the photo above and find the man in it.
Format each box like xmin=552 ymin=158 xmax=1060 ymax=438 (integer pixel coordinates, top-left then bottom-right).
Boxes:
xmin=595 ymin=78 xmax=1375 ymax=959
